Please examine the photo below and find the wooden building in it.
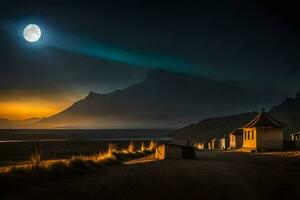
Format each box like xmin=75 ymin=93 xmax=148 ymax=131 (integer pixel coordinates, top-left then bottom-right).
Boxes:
xmin=155 ymin=143 xmax=196 ymax=159
xmin=216 ymin=139 xmax=223 ymax=149
xmin=203 ymin=142 xmax=209 ymax=150
xmin=211 ymin=138 xmax=216 ymax=149
xmin=224 ymin=134 xmax=230 ymax=149
xmin=291 ymin=132 xmax=300 ymax=149
xmin=220 ymin=138 xmax=226 ymax=149
xmin=194 ymin=142 xmax=205 ymax=150
xmin=229 ymin=129 xmax=243 ymax=149
xmin=291 ymin=132 xmax=300 ymax=141
xmin=242 ymin=111 xmax=285 ymax=151
xmin=208 ymin=142 xmax=212 ymax=150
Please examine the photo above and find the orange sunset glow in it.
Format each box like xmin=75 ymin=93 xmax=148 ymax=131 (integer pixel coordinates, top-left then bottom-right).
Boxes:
xmin=0 ymin=100 xmax=71 ymax=120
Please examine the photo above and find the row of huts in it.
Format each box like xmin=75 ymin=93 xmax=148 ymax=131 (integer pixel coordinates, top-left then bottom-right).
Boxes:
xmin=195 ymin=111 xmax=286 ymax=152
xmin=291 ymin=132 xmax=300 ymax=149
xmin=155 ymin=111 xmax=298 ymax=159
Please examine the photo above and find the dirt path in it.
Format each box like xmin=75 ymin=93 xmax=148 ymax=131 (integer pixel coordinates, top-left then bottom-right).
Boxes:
xmin=3 ymin=152 xmax=300 ymax=200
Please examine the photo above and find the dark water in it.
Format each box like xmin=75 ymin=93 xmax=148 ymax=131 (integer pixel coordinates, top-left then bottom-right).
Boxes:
xmin=0 ymin=129 xmax=173 ymax=143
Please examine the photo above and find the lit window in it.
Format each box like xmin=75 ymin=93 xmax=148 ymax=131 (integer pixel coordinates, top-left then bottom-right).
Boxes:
xmin=252 ymin=131 xmax=254 ymax=139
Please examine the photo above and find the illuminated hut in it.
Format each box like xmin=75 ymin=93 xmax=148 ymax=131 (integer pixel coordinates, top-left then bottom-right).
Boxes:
xmin=208 ymin=142 xmax=212 ymax=150
xmin=194 ymin=142 xmax=205 ymax=150
xmin=155 ymin=143 xmax=196 ymax=159
xmin=211 ymin=138 xmax=216 ymax=149
xmin=203 ymin=142 xmax=209 ymax=150
xmin=229 ymin=129 xmax=243 ymax=149
xmin=220 ymin=138 xmax=226 ymax=149
xmin=241 ymin=111 xmax=285 ymax=151
xmin=224 ymin=134 xmax=230 ymax=149
xmin=216 ymin=139 xmax=223 ymax=149
xmin=291 ymin=132 xmax=300 ymax=141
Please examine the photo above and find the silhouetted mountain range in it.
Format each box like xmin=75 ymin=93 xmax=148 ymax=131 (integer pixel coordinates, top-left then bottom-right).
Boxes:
xmin=0 ymin=117 xmax=45 ymax=129
xmin=269 ymin=96 xmax=300 ymax=134
xmin=0 ymin=118 xmax=10 ymax=126
xmin=37 ymin=70 xmax=284 ymax=128
xmin=171 ymin=95 xmax=300 ymax=141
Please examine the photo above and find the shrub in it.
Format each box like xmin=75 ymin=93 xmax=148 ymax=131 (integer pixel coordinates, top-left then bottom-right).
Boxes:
xmin=30 ymin=145 xmax=42 ymax=168
xmin=148 ymin=140 xmax=157 ymax=151
xmin=128 ymin=142 xmax=135 ymax=153
xmin=140 ymin=142 xmax=146 ymax=152
xmin=49 ymin=161 xmax=72 ymax=177
xmin=108 ymin=143 xmax=117 ymax=155
xmin=7 ymin=166 xmax=30 ymax=176
xmin=69 ymin=157 xmax=88 ymax=168
xmin=0 ymin=141 xmax=154 ymax=192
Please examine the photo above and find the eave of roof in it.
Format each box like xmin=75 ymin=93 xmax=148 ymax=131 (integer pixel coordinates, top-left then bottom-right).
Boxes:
xmin=243 ymin=112 xmax=285 ymax=128
xmin=292 ymin=132 xmax=300 ymax=136
xmin=229 ymin=129 xmax=243 ymax=135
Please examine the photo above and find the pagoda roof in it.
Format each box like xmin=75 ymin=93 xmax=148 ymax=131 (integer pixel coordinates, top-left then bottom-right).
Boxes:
xmin=243 ymin=112 xmax=285 ymax=128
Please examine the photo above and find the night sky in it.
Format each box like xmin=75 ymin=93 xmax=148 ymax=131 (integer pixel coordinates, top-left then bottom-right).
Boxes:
xmin=0 ymin=0 xmax=299 ymax=119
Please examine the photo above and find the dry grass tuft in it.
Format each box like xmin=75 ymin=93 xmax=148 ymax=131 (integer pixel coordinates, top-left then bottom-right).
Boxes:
xmin=140 ymin=142 xmax=146 ymax=152
xmin=148 ymin=140 xmax=157 ymax=151
xmin=1 ymin=142 xmax=154 ymax=184
xmin=30 ymin=145 xmax=42 ymax=168
xmin=0 ymin=142 xmax=155 ymax=197
xmin=128 ymin=142 xmax=135 ymax=153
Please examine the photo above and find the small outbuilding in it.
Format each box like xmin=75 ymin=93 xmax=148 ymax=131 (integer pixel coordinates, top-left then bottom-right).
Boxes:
xmin=155 ymin=143 xmax=196 ymax=160
xmin=208 ymin=142 xmax=212 ymax=150
xmin=241 ymin=111 xmax=285 ymax=151
xmin=220 ymin=138 xmax=226 ymax=149
xmin=216 ymin=139 xmax=223 ymax=149
xmin=229 ymin=129 xmax=243 ymax=149
xmin=210 ymin=138 xmax=217 ymax=149
xmin=194 ymin=142 xmax=205 ymax=150
xmin=224 ymin=134 xmax=230 ymax=149
xmin=291 ymin=132 xmax=300 ymax=149
xmin=203 ymin=142 xmax=209 ymax=150
xmin=291 ymin=132 xmax=300 ymax=141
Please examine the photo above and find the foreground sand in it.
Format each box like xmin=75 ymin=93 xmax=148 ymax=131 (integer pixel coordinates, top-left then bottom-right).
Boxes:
xmin=3 ymin=151 xmax=300 ymax=200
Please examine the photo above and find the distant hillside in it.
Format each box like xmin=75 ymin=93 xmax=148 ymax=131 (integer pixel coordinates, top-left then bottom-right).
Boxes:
xmin=0 ymin=118 xmax=45 ymax=129
xmin=269 ymin=96 xmax=300 ymax=133
xmin=0 ymin=118 xmax=11 ymax=128
xmin=39 ymin=70 xmax=282 ymax=128
xmin=171 ymin=95 xmax=300 ymax=141
xmin=171 ymin=112 xmax=257 ymax=141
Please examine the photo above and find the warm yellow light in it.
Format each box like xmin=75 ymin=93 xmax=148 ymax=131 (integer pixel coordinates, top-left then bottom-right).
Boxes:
xmin=0 ymin=100 xmax=71 ymax=120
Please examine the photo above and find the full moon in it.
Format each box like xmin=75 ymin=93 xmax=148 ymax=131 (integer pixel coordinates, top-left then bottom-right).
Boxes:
xmin=23 ymin=24 xmax=41 ymax=42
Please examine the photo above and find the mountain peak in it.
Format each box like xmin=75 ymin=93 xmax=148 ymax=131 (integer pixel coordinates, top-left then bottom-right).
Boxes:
xmin=40 ymin=69 xmax=284 ymax=128
xmin=87 ymin=91 xmax=101 ymax=98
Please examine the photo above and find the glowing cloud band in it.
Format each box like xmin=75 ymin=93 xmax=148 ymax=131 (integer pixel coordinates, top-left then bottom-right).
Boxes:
xmin=40 ymin=30 xmax=194 ymax=74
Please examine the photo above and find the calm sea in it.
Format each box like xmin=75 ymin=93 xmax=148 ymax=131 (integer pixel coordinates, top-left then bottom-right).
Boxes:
xmin=0 ymin=129 xmax=173 ymax=143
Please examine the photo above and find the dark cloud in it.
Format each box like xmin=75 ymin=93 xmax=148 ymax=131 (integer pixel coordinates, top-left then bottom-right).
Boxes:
xmin=0 ymin=0 xmax=299 ymax=105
